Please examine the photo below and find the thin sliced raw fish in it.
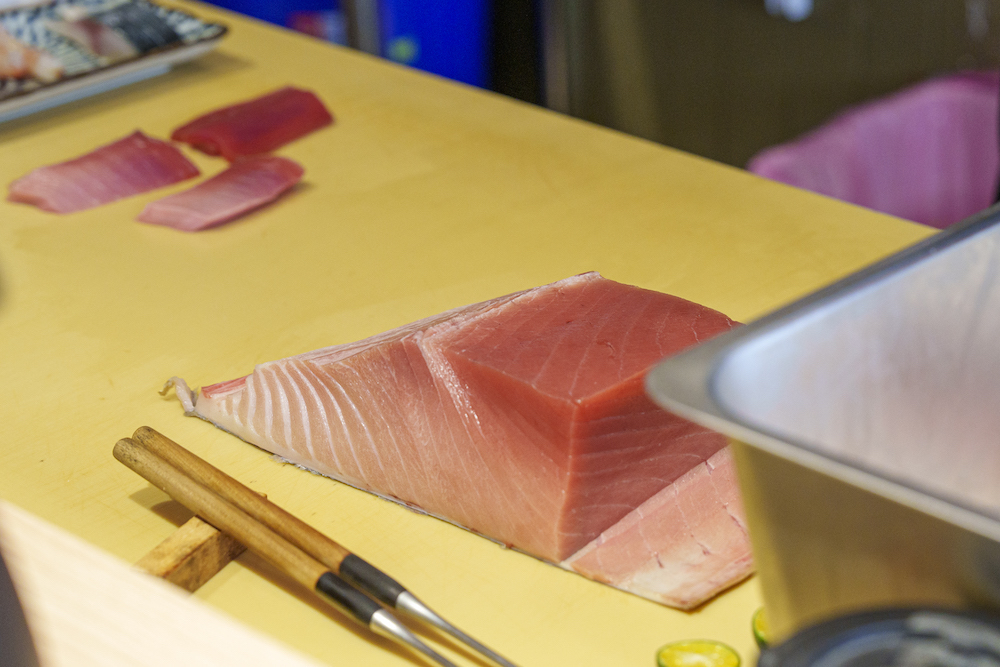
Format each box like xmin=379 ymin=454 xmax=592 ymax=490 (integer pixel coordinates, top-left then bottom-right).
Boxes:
xmin=137 ymin=156 xmax=304 ymax=232
xmin=169 ymin=273 xmax=748 ymax=607
xmin=563 ymin=447 xmax=754 ymax=609
xmin=1 ymin=26 xmax=62 ymax=81
xmin=171 ymin=87 xmax=333 ymax=161
xmin=7 ymin=131 xmax=199 ymax=214
xmin=45 ymin=0 xmax=181 ymax=64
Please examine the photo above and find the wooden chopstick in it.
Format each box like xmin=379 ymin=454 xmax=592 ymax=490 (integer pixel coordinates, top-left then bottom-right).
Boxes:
xmin=113 ymin=437 xmax=459 ymax=667
xmin=131 ymin=427 xmax=370 ymax=599
xmin=129 ymin=427 xmax=520 ymax=667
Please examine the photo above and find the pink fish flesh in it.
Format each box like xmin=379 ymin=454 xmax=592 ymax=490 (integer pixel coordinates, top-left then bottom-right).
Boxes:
xmin=7 ymin=131 xmax=199 ymax=214
xmin=170 ymin=272 xmax=749 ymax=604
xmin=137 ymin=156 xmax=304 ymax=232
xmin=45 ymin=0 xmax=181 ymax=64
xmin=563 ymin=447 xmax=753 ymax=609
xmin=0 ymin=26 xmax=63 ymax=81
xmin=171 ymin=87 xmax=333 ymax=161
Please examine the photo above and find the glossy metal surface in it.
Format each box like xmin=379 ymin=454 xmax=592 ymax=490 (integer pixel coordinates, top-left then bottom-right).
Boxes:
xmin=396 ymin=592 xmax=520 ymax=667
xmin=647 ymin=205 xmax=1000 ymax=641
xmin=369 ymin=609 xmax=458 ymax=667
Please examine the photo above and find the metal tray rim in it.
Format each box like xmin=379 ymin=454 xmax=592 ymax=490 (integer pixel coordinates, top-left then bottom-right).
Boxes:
xmin=645 ymin=202 xmax=1000 ymax=542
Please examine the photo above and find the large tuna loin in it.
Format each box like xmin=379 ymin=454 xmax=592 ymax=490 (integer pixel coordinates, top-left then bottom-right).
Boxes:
xmin=172 ymin=272 xmax=752 ymax=607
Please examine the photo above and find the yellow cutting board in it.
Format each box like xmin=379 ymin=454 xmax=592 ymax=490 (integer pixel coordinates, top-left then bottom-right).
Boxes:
xmin=0 ymin=2 xmax=934 ymax=665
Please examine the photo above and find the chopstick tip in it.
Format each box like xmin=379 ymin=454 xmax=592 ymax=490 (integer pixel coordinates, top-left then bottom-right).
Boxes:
xmin=133 ymin=425 xmax=157 ymax=440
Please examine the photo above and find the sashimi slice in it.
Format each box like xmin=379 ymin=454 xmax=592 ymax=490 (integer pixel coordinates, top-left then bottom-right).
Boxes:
xmin=563 ymin=447 xmax=754 ymax=610
xmin=1 ymin=26 xmax=63 ymax=81
xmin=137 ymin=156 xmax=304 ymax=231
xmin=171 ymin=87 xmax=333 ymax=161
xmin=170 ymin=273 xmax=739 ymax=567
xmin=45 ymin=0 xmax=182 ymax=64
xmin=7 ymin=131 xmax=199 ymax=214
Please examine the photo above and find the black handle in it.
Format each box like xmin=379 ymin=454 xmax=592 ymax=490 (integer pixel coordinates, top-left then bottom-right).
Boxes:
xmin=315 ymin=571 xmax=384 ymax=624
xmin=339 ymin=554 xmax=408 ymax=607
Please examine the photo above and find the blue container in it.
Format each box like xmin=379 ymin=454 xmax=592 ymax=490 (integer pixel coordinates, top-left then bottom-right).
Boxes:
xmin=379 ymin=0 xmax=490 ymax=88
xmin=203 ymin=0 xmax=490 ymax=87
xmin=203 ymin=0 xmax=347 ymax=44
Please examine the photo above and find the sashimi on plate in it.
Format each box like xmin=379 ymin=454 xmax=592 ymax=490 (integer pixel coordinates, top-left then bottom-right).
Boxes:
xmin=171 ymin=86 xmax=333 ymax=161
xmin=0 ymin=25 xmax=62 ymax=81
xmin=167 ymin=272 xmax=753 ymax=608
xmin=0 ymin=0 xmax=226 ymax=107
xmin=137 ymin=155 xmax=304 ymax=231
xmin=45 ymin=0 xmax=183 ymax=65
xmin=7 ymin=130 xmax=199 ymax=213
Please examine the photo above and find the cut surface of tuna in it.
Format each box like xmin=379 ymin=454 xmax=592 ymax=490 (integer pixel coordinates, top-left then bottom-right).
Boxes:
xmin=171 ymin=87 xmax=333 ymax=161
xmin=137 ymin=156 xmax=304 ymax=231
xmin=563 ymin=447 xmax=753 ymax=609
xmin=7 ymin=131 xmax=199 ymax=214
xmin=172 ymin=273 xmax=738 ymax=566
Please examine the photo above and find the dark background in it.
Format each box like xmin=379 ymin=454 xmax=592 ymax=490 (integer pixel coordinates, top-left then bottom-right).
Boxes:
xmin=491 ymin=0 xmax=1000 ymax=167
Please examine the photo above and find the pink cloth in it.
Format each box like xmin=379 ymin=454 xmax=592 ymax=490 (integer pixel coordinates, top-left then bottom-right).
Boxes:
xmin=747 ymin=71 xmax=1000 ymax=229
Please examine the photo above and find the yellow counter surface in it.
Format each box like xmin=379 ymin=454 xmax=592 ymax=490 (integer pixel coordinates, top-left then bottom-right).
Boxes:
xmin=0 ymin=4 xmax=934 ymax=665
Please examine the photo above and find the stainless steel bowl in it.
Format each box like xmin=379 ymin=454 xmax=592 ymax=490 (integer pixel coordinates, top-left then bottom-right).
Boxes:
xmin=647 ymin=205 xmax=1000 ymax=642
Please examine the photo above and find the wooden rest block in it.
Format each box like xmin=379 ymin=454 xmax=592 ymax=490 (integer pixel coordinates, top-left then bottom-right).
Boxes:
xmin=136 ymin=515 xmax=246 ymax=592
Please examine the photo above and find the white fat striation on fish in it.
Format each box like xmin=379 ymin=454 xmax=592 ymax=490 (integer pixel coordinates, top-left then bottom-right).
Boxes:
xmin=171 ymin=273 xmax=751 ymax=608
xmin=562 ymin=448 xmax=753 ymax=609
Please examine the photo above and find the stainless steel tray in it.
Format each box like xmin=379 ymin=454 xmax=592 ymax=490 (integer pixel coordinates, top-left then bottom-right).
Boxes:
xmin=647 ymin=205 xmax=1000 ymax=641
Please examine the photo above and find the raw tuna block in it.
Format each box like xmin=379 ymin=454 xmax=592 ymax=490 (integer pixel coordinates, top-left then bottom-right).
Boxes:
xmin=563 ymin=448 xmax=753 ymax=609
xmin=171 ymin=87 xmax=333 ymax=161
xmin=7 ymin=131 xmax=199 ymax=214
xmin=172 ymin=273 xmax=738 ymax=563
xmin=137 ymin=156 xmax=304 ymax=231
